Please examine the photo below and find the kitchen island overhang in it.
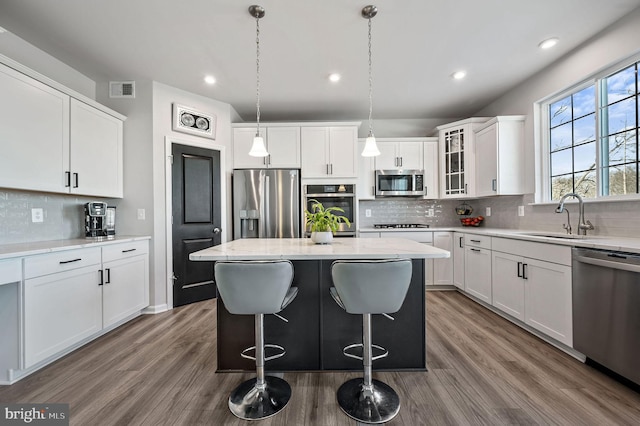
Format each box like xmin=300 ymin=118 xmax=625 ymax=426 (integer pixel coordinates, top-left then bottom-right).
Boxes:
xmin=189 ymin=238 xmax=449 ymax=372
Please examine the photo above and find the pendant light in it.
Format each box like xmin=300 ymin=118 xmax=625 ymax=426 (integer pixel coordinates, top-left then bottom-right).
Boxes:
xmin=248 ymin=5 xmax=269 ymax=157
xmin=361 ymin=5 xmax=380 ymax=157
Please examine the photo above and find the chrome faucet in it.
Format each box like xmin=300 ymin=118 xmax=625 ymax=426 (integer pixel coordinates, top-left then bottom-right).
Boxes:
xmin=561 ymin=208 xmax=572 ymax=234
xmin=555 ymin=193 xmax=594 ymax=236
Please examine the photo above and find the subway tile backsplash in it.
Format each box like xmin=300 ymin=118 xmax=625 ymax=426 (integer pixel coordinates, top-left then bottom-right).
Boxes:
xmin=0 ymin=189 xmax=111 ymax=245
xmin=360 ymin=194 xmax=640 ymax=238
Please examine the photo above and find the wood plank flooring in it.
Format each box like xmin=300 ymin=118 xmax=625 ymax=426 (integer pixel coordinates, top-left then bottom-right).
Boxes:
xmin=1 ymin=291 xmax=639 ymax=425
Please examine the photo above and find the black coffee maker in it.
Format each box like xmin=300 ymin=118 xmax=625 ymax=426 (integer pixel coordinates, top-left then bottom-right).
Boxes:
xmin=85 ymin=201 xmax=108 ymax=238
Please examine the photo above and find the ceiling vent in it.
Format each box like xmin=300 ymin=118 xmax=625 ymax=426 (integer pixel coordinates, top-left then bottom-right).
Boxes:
xmin=109 ymin=81 xmax=135 ymax=98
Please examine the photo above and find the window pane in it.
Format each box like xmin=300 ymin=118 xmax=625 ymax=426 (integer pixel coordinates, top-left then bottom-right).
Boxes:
xmin=573 ymin=113 xmax=595 ymax=144
xmin=574 ymin=170 xmax=596 ymax=198
xmin=573 ymin=86 xmax=596 ymax=117
xmin=551 ymin=149 xmax=573 ymax=176
xmin=603 ymin=131 xmax=637 ymax=166
xmin=607 ymin=97 xmax=637 ymax=135
xmin=550 ymin=96 xmax=571 ymax=127
xmin=574 ymin=141 xmax=595 ymax=172
xmin=605 ymin=65 xmax=636 ymax=104
xmin=550 ymin=122 xmax=572 ymax=151
xmin=606 ymin=163 xmax=638 ymax=195
xmin=551 ymin=174 xmax=573 ymax=200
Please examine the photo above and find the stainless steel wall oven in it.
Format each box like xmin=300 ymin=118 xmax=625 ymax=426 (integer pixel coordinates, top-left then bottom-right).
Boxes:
xmin=304 ymin=184 xmax=355 ymax=237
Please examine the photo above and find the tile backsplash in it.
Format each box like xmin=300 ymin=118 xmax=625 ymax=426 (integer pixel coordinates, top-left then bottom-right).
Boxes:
xmin=359 ymin=194 xmax=640 ymax=238
xmin=0 ymin=189 xmax=112 ymax=245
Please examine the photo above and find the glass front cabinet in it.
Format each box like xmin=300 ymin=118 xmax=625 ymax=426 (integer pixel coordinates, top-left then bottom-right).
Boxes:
xmin=437 ymin=118 xmax=488 ymax=198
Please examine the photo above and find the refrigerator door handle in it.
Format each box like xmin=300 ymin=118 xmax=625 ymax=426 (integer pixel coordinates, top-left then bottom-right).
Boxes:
xmin=264 ymin=174 xmax=271 ymax=237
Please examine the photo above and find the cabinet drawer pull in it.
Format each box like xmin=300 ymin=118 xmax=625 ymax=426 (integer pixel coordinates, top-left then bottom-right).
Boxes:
xmin=459 ymin=236 xmax=464 ymax=248
xmin=105 ymin=268 xmax=111 ymax=284
xmin=99 ymin=269 xmax=104 ymax=286
xmin=522 ymin=263 xmax=528 ymax=280
xmin=470 ymin=239 xmax=481 ymax=243
xmin=59 ymin=258 xmax=81 ymax=264
xmin=122 ymin=248 xmax=137 ymax=253
xmin=470 ymin=248 xmax=481 ymax=252
xmin=73 ymin=173 xmax=79 ymax=188
xmin=65 ymin=171 xmax=71 ymax=187
xmin=492 ymin=178 xmax=497 ymax=191
xmin=517 ymin=261 xmax=522 ymax=278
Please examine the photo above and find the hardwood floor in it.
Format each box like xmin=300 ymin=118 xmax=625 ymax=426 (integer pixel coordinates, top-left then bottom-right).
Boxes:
xmin=1 ymin=291 xmax=639 ymax=425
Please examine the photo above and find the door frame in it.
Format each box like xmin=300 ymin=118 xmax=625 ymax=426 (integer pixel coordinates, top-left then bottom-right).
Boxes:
xmin=165 ymin=136 xmax=227 ymax=310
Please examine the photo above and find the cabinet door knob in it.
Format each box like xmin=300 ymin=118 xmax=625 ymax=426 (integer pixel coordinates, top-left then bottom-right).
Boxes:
xmin=213 ymin=227 xmax=221 ymax=234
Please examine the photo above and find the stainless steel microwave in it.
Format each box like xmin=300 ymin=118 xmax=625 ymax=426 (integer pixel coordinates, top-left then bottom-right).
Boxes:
xmin=375 ymin=169 xmax=425 ymax=197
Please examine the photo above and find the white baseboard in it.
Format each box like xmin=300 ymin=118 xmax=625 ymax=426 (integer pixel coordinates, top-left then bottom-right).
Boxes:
xmin=142 ymin=304 xmax=169 ymax=314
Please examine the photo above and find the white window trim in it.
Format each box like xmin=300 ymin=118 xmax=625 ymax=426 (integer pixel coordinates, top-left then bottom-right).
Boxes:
xmin=534 ymin=52 xmax=640 ymax=204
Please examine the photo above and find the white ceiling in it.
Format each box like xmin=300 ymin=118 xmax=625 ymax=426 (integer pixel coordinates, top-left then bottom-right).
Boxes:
xmin=2 ymin=0 xmax=640 ymax=122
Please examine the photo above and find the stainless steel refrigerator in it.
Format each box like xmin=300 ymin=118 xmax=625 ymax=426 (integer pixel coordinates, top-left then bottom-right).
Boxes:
xmin=232 ymin=169 xmax=301 ymax=239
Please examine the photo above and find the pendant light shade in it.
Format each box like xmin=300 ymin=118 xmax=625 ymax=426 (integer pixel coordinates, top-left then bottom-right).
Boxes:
xmin=248 ymin=5 xmax=269 ymax=157
xmin=361 ymin=5 xmax=380 ymax=157
xmin=249 ymin=135 xmax=268 ymax=157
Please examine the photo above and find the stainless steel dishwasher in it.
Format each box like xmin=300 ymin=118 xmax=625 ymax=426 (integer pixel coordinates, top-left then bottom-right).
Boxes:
xmin=572 ymin=247 xmax=640 ymax=386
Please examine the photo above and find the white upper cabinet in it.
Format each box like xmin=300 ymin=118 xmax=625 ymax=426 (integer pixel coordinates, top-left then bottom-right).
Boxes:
xmin=70 ymin=99 xmax=123 ymax=198
xmin=233 ymin=126 xmax=301 ymax=169
xmin=0 ymin=61 xmax=125 ymax=198
xmin=357 ymin=139 xmax=375 ymax=200
xmin=437 ymin=118 xmax=488 ymax=199
xmin=374 ymin=139 xmax=423 ymax=170
xmin=301 ymin=126 xmax=358 ymax=178
xmin=0 ymin=63 xmax=70 ymax=194
xmin=422 ymin=138 xmax=439 ymax=199
xmin=474 ymin=116 xmax=526 ymax=197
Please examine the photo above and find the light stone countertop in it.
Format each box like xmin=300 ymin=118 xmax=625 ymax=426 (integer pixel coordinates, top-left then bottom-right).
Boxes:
xmin=0 ymin=236 xmax=151 ymax=260
xmin=189 ymin=237 xmax=450 ymax=261
xmin=358 ymin=227 xmax=640 ymax=254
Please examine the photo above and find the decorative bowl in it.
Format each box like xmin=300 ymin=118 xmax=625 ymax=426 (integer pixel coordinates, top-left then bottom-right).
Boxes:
xmin=460 ymin=216 xmax=484 ymax=227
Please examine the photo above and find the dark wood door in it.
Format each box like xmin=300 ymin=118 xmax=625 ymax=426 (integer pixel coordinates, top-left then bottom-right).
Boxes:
xmin=172 ymin=144 xmax=221 ymax=307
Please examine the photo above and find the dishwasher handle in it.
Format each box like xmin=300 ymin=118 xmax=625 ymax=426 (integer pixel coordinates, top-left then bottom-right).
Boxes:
xmin=573 ymin=254 xmax=640 ymax=274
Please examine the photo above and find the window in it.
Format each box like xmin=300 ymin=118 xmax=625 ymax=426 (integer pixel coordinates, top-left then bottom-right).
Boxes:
xmin=544 ymin=60 xmax=639 ymax=201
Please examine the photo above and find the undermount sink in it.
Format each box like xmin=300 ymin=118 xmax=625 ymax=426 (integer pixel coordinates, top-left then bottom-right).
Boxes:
xmin=520 ymin=232 xmax=586 ymax=240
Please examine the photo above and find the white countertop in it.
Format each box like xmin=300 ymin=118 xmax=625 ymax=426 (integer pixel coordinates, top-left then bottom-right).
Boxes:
xmin=189 ymin=237 xmax=450 ymax=261
xmin=0 ymin=236 xmax=151 ymax=260
xmin=358 ymin=227 xmax=640 ymax=254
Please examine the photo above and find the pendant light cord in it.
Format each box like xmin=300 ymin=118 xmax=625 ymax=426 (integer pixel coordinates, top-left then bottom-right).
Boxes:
xmin=255 ymin=15 xmax=261 ymax=135
xmin=367 ymin=17 xmax=374 ymax=138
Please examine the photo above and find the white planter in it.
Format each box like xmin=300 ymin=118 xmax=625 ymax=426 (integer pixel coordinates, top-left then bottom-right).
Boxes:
xmin=311 ymin=231 xmax=333 ymax=244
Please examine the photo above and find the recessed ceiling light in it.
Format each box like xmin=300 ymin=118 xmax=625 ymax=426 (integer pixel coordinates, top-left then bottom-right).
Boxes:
xmin=204 ymin=75 xmax=216 ymax=85
xmin=328 ymin=73 xmax=341 ymax=83
xmin=538 ymin=37 xmax=559 ymax=49
xmin=451 ymin=71 xmax=466 ymax=80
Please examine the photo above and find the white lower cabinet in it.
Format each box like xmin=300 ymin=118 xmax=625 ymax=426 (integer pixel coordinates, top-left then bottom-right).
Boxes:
xmin=491 ymin=251 xmax=525 ymax=320
xmin=102 ymin=241 xmax=149 ymax=328
xmin=24 ymin=264 xmax=102 ymax=368
xmin=463 ymin=235 xmax=492 ymax=303
xmin=452 ymin=232 xmax=465 ymax=290
xmin=432 ymin=232 xmax=453 ymax=285
xmin=21 ymin=240 xmax=149 ymax=371
xmin=523 ymin=259 xmax=572 ymax=346
xmin=491 ymin=237 xmax=572 ymax=347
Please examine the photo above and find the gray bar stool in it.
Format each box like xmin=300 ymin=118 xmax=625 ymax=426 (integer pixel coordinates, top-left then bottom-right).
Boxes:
xmin=214 ymin=260 xmax=298 ymax=421
xmin=330 ymin=258 xmax=412 ymax=424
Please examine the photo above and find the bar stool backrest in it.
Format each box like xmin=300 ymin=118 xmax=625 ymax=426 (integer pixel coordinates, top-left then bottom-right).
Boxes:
xmin=331 ymin=259 xmax=412 ymax=314
xmin=214 ymin=260 xmax=294 ymax=315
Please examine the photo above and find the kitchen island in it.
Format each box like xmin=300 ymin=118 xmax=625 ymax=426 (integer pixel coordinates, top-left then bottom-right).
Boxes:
xmin=190 ymin=238 xmax=449 ymax=372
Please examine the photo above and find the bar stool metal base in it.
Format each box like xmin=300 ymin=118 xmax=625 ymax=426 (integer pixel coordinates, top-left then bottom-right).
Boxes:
xmin=336 ymin=378 xmax=400 ymax=424
xmin=228 ymin=376 xmax=291 ymax=421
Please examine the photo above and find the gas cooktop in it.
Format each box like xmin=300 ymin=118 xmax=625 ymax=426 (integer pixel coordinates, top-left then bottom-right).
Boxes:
xmin=373 ymin=224 xmax=430 ymax=229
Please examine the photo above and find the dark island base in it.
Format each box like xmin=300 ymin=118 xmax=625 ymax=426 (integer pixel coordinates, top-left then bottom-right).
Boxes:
xmin=217 ymin=259 xmax=426 ymax=372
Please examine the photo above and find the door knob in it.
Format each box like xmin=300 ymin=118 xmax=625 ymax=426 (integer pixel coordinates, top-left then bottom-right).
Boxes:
xmin=213 ymin=227 xmax=221 ymax=234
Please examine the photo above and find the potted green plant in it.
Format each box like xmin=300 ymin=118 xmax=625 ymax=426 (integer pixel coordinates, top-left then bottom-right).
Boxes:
xmin=304 ymin=199 xmax=351 ymax=244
